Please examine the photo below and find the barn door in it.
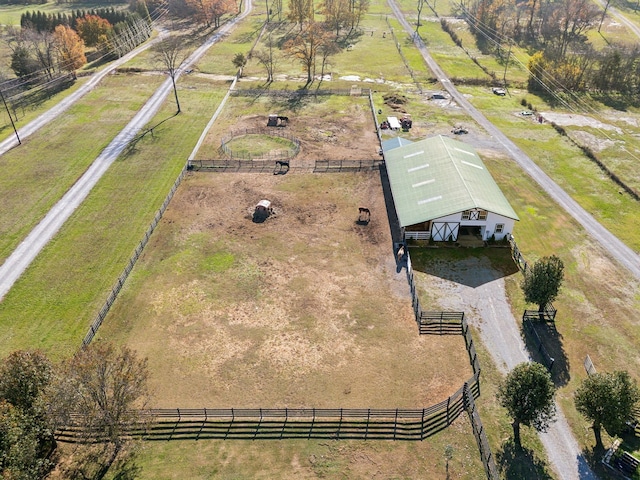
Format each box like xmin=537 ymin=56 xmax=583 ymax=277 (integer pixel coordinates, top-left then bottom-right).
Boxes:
xmin=431 ymin=222 xmax=460 ymax=241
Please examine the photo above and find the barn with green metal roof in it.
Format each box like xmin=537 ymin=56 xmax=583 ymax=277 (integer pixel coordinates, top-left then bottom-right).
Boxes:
xmin=384 ymin=135 xmax=518 ymax=242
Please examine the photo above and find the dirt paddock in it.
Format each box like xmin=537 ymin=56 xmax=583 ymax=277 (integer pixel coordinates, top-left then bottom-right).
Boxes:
xmin=106 ymin=170 xmax=473 ymax=409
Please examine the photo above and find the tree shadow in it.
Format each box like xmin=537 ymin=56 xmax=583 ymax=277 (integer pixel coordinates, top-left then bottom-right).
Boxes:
xmin=122 ymin=112 xmax=180 ymax=158
xmin=55 ymin=443 xmax=141 ymax=480
xmin=520 ymin=320 xmax=570 ymax=387
xmin=581 ymin=444 xmax=614 ymax=479
xmin=497 ymin=438 xmax=554 ymax=480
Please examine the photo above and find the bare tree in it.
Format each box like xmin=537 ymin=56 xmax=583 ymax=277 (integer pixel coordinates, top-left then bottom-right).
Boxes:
xmin=416 ymin=0 xmax=426 ymax=32
xmin=153 ymin=36 xmax=189 ymax=113
xmin=48 ymin=343 xmax=150 ymax=480
xmin=254 ymin=33 xmax=278 ymax=83
xmin=283 ymin=22 xmax=331 ymax=85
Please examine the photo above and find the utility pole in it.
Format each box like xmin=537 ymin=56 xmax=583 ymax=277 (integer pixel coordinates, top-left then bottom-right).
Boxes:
xmin=503 ymin=40 xmax=512 ymax=90
xmin=0 ymin=90 xmax=20 ymax=145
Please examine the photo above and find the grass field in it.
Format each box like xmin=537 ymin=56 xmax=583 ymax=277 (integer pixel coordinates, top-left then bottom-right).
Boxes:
xmin=1 ymin=0 xmax=640 ymax=475
xmin=0 ymin=75 xmax=226 ymax=360
xmin=0 ymin=74 xmax=164 ymax=265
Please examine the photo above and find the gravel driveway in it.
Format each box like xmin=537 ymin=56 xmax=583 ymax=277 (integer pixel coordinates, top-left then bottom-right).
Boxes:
xmin=416 ymin=255 xmax=598 ymax=480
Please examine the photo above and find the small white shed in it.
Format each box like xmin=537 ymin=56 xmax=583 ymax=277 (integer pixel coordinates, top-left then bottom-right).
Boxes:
xmin=387 ymin=116 xmax=401 ymax=130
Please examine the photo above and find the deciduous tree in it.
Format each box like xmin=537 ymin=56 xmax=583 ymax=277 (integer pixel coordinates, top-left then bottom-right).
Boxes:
xmin=53 ymin=24 xmax=86 ymax=75
xmin=75 ymin=14 xmax=112 ymax=48
xmin=575 ymin=371 xmax=640 ymax=450
xmin=48 ymin=344 xmax=150 ymax=477
xmin=283 ymin=22 xmax=332 ymax=85
xmin=497 ymin=362 xmax=557 ymax=448
xmin=254 ymin=34 xmax=278 ymax=83
xmin=521 ymin=255 xmax=564 ymax=316
xmin=153 ymin=36 xmax=188 ymax=113
xmin=0 ymin=351 xmax=55 ymax=479
xmin=287 ymin=0 xmax=314 ymax=28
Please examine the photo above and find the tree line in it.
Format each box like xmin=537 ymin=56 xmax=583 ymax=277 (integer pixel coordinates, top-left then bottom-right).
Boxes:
xmin=2 ymin=0 xmax=151 ymax=95
xmin=20 ymin=7 xmax=137 ymax=33
xmin=461 ymin=0 xmax=640 ymax=94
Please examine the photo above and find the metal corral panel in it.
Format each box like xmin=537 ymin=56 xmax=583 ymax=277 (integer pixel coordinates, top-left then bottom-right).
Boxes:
xmin=384 ymin=135 xmax=519 ymax=228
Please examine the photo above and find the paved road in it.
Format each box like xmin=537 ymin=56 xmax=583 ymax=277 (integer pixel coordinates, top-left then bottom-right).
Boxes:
xmin=387 ymin=2 xmax=612 ymax=478
xmin=0 ymin=5 xmax=252 ymax=300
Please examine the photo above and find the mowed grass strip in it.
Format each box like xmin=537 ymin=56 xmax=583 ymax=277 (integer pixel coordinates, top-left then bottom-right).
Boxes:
xmin=457 ymin=84 xmax=640 ymax=252
xmin=0 ymin=73 xmax=165 ymax=264
xmin=130 ymin=418 xmax=485 ymax=479
xmin=0 ymin=75 xmax=227 ymax=360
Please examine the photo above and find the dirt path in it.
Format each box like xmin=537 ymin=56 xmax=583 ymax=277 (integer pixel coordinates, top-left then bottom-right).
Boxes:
xmin=0 ymin=7 xmax=253 ymax=300
xmin=420 ymin=257 xmax=597 ymax=479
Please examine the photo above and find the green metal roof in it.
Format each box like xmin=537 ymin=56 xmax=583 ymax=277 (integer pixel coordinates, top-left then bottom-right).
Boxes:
xmin=384 ymin=135 xmax=519 ymax=227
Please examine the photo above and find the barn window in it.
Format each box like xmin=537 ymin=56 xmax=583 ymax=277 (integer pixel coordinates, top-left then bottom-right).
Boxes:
xmin=461 ymin=209 xmax=487 ymax=221
xmin=495 ymin=223 xmax=504 ymax=233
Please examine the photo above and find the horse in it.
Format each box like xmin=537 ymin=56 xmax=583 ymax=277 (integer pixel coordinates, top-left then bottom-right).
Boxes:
xmin=396 ymin=245 xmax=405 ymax=263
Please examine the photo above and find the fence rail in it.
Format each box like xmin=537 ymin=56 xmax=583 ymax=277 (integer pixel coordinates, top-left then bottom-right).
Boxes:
xmin=419 ymin=311 xmax=465 ymax=334
xmin=219 ymin=128 xmax=300 ymax=161
xmin=81 ymin=163 xmax=189 ymax=348
xmin=464 ymin=383 xmax=499 ymax=479
xmin=313 ymin=159 xmax=382 ymax=172
xmin=188 ymin=159 xmax=276 ymax=172
xmin=56 ymin=373 xmax=480 ymax=443
xmin=523 ymin=304 xmax=557 ymax=323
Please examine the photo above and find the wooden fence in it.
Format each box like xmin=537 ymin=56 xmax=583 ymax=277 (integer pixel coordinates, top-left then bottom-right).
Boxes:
xmin=81 ymin=163 xmax=189 ymax=348
xmin=55 ymin=374 xmax=480 ymax=443
xmin=507 ymin=234 xmax=528 ymax=273
xmin=464 ymin=383 xmax=499 ymax=479
xmin=313 ymin=159 xmax=383 ymax=172
xmin=523 ymin=304 xmax=557 ymax=323
xmin=419 ymin=311 xmax=465 ymax=334
xmin=188 ymin=159 xmax=276 ymax=172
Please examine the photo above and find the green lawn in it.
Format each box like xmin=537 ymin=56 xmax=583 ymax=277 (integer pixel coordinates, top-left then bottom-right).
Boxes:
xmin=0 ymin=76 xmax=227 ymax=360
xmin=0 ymin=74 xmax=165 ymax=265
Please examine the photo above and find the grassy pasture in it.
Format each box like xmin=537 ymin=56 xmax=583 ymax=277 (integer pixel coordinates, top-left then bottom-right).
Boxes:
xmin=98 ymin=171 xmax=484 ymax=478
xmin=0 ymin=75 xmax=226 ymax=360
xmin=131 ymin=421 xmax=485 ymax=479
xmin=457 ymin=84 xmax=640 ymax=252
xmin=0 ymin=1 xmax=128 ymax=26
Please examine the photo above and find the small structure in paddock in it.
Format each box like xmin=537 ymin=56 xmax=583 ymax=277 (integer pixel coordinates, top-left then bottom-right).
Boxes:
xmin=253 ymin=199 xmax=273 ymax=223
xmin=267 ymin=114 xmax=289 ymax=127
xmin=357 ymin=207 xmax=371 ymax=225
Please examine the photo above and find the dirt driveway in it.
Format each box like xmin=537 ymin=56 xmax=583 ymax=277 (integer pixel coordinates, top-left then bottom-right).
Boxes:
xmin=414 ymin=254 xmax=597 ymax=480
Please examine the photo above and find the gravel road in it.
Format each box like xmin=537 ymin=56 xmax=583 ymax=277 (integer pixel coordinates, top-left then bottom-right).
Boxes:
xmin=386 ymin=1 xmax=617 ymax=478
xmin=0 ymin=4 xmax=252 ymax=300
xmin=424 ymin=257 xmax=597 ymax=480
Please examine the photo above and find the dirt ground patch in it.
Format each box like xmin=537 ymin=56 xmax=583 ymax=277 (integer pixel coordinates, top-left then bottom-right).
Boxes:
xmin=105 ymin=172 xmax=473 ymax=409
xmin=194 ymin=95 xmax=381 ymax=166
